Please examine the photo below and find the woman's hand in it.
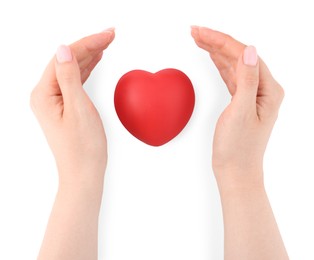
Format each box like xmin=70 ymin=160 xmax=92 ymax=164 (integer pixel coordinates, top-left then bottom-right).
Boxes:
xmin=31 ymin=29 xmax=115 ymax=188
xmin=31 ymin=29 xmax=115 ymax=260
xmin=191 ymin=26 xmax=284 ymax=188
xmin=191 ymin=26 xmax=288 ymax=260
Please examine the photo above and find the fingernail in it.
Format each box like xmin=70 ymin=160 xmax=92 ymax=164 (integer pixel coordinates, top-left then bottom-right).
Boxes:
xmin=101 ymin=28 xmax=115 ymax=41
xmin=191 ymin=25 xmax=200 ymax=37
xmin=106 ymin=27 xmax=115 ymax=31
xmin=243 ymin=46 xmax=258 ymax=66
xmin=56 ymin=45 xmax=72 ymax=63
xmin=102 ymin=27 xmax=115 ymax=34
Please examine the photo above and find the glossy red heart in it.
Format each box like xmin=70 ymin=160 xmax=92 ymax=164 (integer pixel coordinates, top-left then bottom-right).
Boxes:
xmin=114 ymin=69 xmax=195 ymax=146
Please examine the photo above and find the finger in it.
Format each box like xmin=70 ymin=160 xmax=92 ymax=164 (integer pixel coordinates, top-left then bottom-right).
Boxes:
xmin=191 ymin=26 xmax=244 ymax=58
xmin=259 ymin=58 xmax=279 ymax=87
xmin=210 ymin=52 xmax=238 ymax=95
xmin=55 ymin=45 xmax=84 ymax=108
xmin=256 ymin=58 xmax=285 ymax=118
xmin=81 ymin=52 xmax=103 ymax=84
xmin=73 ymin=29 xmax=115 ymax=70
xmin=73 ymin=28 xmax=115 ymax=55
xmin=232 ymin=46 xmax=259 ymax=114
xmin=191 ymin=26 xmax=245 ymax=94
xmin=37 ymin=29 xmax=115 ymax=95
xmin=256 ymin=58 xmax=278 ymax=99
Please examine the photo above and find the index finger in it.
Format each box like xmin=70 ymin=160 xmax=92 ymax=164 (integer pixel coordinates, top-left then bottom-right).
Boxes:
xmin=37 ymin=29 xmax=115 ymax=94
xmin=191 ymin=26 xmax=244 ymax=58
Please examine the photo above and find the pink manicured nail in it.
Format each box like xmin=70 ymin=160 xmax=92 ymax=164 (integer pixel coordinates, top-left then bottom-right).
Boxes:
xmin=56 ymin=45 xmax=72 ymax=63
xmin=243 ymin=46 xmax=258 ymax=66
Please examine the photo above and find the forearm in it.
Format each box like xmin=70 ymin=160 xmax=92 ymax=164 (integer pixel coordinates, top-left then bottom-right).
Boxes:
xmin=216 ymin=170 xmax=288 ymax=260
xmin=38 ymin=178 xmax=104 ymax=260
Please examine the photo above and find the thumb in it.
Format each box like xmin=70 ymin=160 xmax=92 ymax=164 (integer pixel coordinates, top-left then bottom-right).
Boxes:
xmin=55 ymin=45 xmax=84 ymax=106
xmin=233 ymin=46 xmax=259 ymax=112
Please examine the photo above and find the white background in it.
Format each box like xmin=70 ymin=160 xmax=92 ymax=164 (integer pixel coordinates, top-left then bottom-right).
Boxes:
xmin=0 ymin=0 xmax=313 ymax=259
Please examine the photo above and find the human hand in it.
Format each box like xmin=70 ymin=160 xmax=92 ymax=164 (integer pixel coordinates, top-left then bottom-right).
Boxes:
xmin=30 ymin=29 xmax=115 ymax=188
xmin=191 ymin=26 xmax=288 ymax=260
xmin=191 ymin=27 xmax=284 ymax=188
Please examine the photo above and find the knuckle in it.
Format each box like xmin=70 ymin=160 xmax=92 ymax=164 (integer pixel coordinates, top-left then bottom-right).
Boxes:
xmin=30 ymin=88 xmax=39 ymax=111
xmin=258 ymin=82 xmax=284 ymax=121
xmin=61 ymin=70 xmax=75 ymax=83
xmin=224 ymin=33 xmax=234 ymax=43
xmin=276 ymin=84 xmax=285 ymax=100
xmin=30 ymin=85 xmax=47 ymax=115
xmin=263 ymin=84 xmax=285 ymax=116
xmin=245 ymin=74 xmax=258 ymax=86
xmin=270 ymin=83 xmax=285 ymax=105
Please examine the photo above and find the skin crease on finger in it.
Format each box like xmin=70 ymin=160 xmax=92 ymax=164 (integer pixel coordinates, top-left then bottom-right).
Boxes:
xmin=32 ymin=26 xmax=288 ymax=260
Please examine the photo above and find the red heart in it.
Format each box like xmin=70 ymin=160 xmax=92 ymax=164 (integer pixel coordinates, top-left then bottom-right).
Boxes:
xmin=114 ymin=69 xmax=195 ymax=146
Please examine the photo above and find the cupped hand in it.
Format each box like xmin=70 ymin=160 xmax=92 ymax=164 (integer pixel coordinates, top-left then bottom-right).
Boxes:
xmin=30 ymin=29 xmax=115 ymax=187
xmin=191 ymin=27 xmax=284 ymax=187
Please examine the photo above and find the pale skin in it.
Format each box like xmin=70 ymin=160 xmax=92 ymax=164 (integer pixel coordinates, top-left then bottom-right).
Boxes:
xmin=191 ymin=26 xmax=288 ymax=259
xmin=30 ymin=26 xmax=288 ymax=259
xmin=31 ymin=28 xmax=115 ymax=260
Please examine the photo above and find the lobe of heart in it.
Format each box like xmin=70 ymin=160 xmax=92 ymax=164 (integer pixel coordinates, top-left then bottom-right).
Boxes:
xmin=114 ymin=69 xmax=195 ymax=146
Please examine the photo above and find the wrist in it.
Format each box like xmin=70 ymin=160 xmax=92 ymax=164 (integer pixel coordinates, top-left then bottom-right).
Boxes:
xmin=57 ymin=179 xmax=104 ymax=214
xmin=214 ymin=167 xmax=265 ymax=197
xmin=57 ymin=169 xmax=105 ymax=199
xmin=57 ymin=161 xmax=106 ymax=185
